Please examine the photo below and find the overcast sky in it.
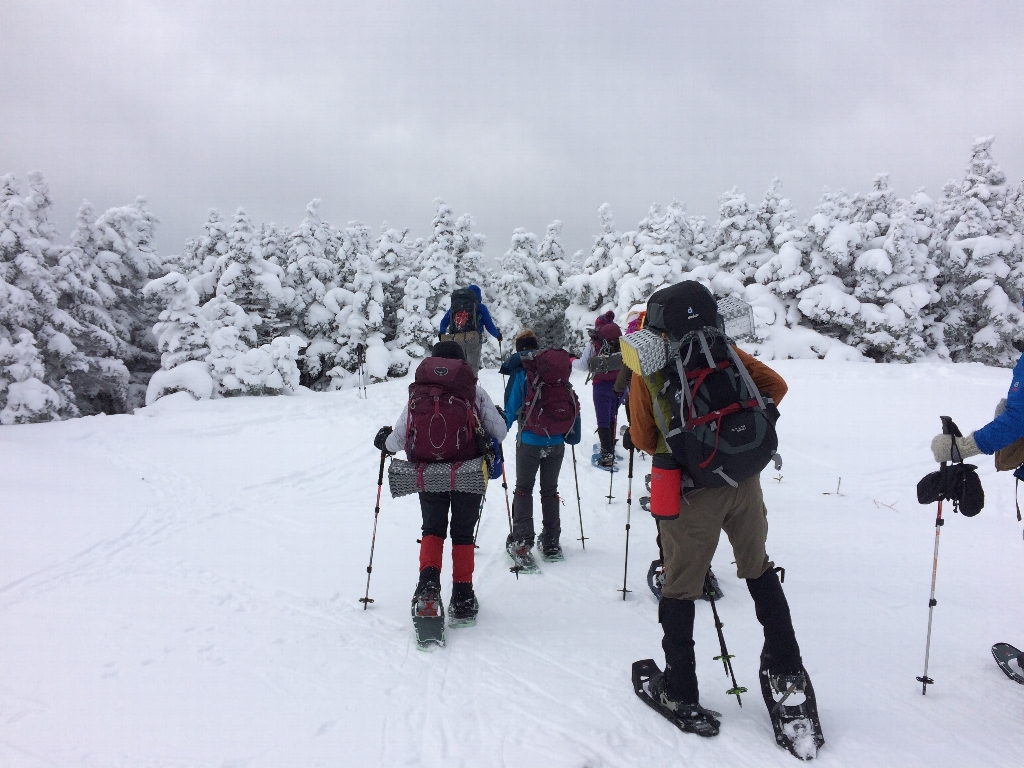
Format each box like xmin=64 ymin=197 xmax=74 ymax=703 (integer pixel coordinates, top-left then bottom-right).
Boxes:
xmin=2 ymin=1 xmax=1023 ymax=260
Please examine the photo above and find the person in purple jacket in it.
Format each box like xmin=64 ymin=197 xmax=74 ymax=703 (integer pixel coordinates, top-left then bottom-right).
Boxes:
xmin=573 ymin=311 xmax=623 ymax=467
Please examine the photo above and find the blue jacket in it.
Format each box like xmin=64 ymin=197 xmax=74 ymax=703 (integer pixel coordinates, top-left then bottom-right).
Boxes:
xmin=499 ymin=351 xmax=525 ymax=404
xmin=974 ymin=354 xmax=1024 ymax=454
xmin=505 ymin=369 xmax=582 ymax=447
xmin=439 ymin=284 xmax=501 ymax=340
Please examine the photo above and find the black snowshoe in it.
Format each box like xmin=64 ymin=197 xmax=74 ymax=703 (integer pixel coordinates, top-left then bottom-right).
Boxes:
xmin=506 ymin=536 xmax=540 ymax=574
xmin=632 ymin=659 xmax=721 ymax=738
xmin=992 ymin=642 xmax=1024 ymax=685
xmin=538 ymin=534 xmax=564 ymax=562
xmin=411 ymin=578 xmax=445 ymax=650
xmin=448 ymin=583 xmax=479 ymax=628
xmin=759 ymin=652 xmax=824 ymax=760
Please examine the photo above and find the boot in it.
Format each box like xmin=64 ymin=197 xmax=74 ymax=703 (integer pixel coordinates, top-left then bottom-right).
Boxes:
xmin=659 ymin=597 xmax=699 ymax=703
xmin=646 ymin=671 xmax=721 ymax=737
xmin=539 ymin=494 xmax=562 ymax=560
xmin=597 ymin=426 xmax=616 ymax=466
xmin=747 ymin=568 xmax=802 ymax=675
xmin=412 ymin=566 xmax=443 ymax=618
xmin=449 ymin=581 xmax=479 ymax=627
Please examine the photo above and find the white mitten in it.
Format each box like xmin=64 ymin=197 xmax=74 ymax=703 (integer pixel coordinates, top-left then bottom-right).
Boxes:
xmin=930 ymin=432 xmax=981 ymax=463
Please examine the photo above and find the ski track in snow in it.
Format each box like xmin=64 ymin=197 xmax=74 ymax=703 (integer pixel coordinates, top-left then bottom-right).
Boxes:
xmin=1 ymin=361 xmax=1023 ymax=766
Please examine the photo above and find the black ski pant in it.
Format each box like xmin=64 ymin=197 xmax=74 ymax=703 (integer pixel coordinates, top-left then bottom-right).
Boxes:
xmin=511 ymin=441 xmax=564 ymax=542
xmin=419 ymin=491 xmax=481 ymax=545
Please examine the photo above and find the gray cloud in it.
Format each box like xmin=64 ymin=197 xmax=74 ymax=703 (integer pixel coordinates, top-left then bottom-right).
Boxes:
xmin=2 ymin=1 xmax=1022 ymax=259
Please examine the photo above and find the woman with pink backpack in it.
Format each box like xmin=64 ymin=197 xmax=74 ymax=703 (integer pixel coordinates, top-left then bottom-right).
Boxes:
xmin=373 ymin=341 xmax=507 ymax=647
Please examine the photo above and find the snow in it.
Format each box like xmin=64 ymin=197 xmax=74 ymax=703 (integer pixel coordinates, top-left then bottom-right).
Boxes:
xmin=3 ymin=359 xmax=1024 ymax=766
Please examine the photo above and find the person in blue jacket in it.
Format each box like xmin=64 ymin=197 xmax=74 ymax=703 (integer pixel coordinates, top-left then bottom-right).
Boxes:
xmin=439 ymin=285 xmax=502 ymax=374
xmin=929 ymin=338 xmax=1024 ymax=674
xmin=504 ymin=329 xmax=582 ymax=563
xmin=439 ymin=284 xmax=502 ymax=339
xmin=930 ymin=353 xmax=1024 ymax=462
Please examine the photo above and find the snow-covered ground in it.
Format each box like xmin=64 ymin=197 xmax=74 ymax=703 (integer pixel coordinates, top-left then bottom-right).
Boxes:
xmin=1 ymin=361 xmax=1023 ymax=767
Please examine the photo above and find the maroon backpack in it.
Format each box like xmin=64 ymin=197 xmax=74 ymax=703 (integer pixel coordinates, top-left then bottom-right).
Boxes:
xmin=405 ymin=356 xmax=483 ymax=463
xmin=519 ymin=349 xmax=580 ymax=438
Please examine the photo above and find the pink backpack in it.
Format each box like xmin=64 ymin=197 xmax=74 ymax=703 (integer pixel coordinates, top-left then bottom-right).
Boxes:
xmin=405 ymin=357 xmax=483 ymax=463
xmin=519 ymin=349 xmax=580 ymax=437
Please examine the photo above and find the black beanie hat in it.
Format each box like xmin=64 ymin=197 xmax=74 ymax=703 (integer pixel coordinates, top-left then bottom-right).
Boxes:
xmin=431 ymin=340 xmax=467 ymax=361
xmin=515 ymin=331 xmax=540 ymax=352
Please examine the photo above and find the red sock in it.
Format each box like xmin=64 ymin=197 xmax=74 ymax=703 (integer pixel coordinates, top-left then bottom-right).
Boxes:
xmin=451 ymin=544 xmax=474 ymax=584
xmin=419 ymin=535 xmax=444 ymax=573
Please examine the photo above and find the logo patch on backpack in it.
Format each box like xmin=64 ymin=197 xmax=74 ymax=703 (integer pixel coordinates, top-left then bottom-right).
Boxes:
xmin=434 ymin=367 xmax=449 ymax=376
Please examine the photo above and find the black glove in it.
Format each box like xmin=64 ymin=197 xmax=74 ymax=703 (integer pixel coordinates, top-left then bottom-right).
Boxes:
xmin=495 ymin=405 xmax=506 ymax=421
xmin=497 ymin=333 xmax=504 ymax=342
xmin=622 ymin=429 xmax=634 ymax=451
xmin=373 ymin=425 xmax=394 ymax=453
xmin=766 ymin=404 xmax=780 ymax=425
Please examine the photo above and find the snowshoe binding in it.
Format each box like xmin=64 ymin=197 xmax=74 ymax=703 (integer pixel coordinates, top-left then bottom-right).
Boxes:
xmin=647 ymin=559 xmax=665 ymax=600
xmin=506 ymin=536 xmax=540 ymax=574
xmin=992 ymin=643 xmax=1024 ymax=685
xmin=591 ymin=444 xmax=620 ymax=472
xmin=759 ymin=653 xmax=824 ymax=760
xmin=538 ymin=534 xmax=564 ymax=562
xmin=639 ymin=495 xmax=651 ymax=512
xmin=411 ymin=576 xmax=445 ymax=650
xmin=632 ymin=659 xmax=721 ymax=738
xmin=701 ymin=568 xmax=724 ymax=602
xmin=448 ymin=583 xmax=479 ymax=628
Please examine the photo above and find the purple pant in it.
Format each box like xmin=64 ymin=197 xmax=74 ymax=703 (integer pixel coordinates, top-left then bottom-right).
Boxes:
xmin=593 ymin=380 xmax=622 ymax=429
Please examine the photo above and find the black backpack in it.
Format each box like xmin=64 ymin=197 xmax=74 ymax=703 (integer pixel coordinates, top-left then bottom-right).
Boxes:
xmin=647 ymin=281 xmax=778 ymax=488
xmin=450 ymin=288 xmax=480 ymax=333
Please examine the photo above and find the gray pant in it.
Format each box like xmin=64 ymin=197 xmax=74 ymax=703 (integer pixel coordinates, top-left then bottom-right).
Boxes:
xmin=439 ymin=331 xmax=482 ymax=374
xmin=511 ymin=441 xmax=565 ymax=542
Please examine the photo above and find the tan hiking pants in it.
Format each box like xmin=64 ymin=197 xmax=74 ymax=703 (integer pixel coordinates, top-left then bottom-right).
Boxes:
xmin=658 ymin=476 xmax=773 ymax=601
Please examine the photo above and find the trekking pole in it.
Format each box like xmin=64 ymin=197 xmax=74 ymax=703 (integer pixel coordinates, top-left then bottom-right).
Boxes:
xmin=570 ymin=445 xmax=587 ymax=548
xmin=472 ymin=494 xmax=485 ymax=548
xmin=707 ymin=571 xmax=746 ymax=706
xmin=499 ymin=337 xmax=507 ymax=389
xmin=606 ymin=415 xmax=617 ymax=504
xmin=360 ymin=451 xmax=388 ymax=609
xmin=917 ymin=415 xmax=959 ymax=694
xmin=619 ymin=447 xmax=635 ymax=599
xmin=501 ymin=463 xmax=521 ymax=577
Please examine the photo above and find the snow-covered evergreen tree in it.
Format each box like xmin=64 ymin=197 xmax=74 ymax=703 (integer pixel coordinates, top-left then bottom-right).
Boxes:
xmin=453 ymin=213 xmax=488 ymax=289
xmin=216 ymin=208 xmax=289 ymax=345
xmin=55 ymin=200 xmax=130 ymax=413
xmin=94 ymin=195 xmax=165 ymax=387
xmin=395 ymin=199 xmax=458 ymax=360
xmin=492 ymin=228 xmax=550 ymax=344
xmin=0 ymin=172 xmax=83 ymax=419
xmin=180 ymin=209 xmax=229 ymax=300
xmin=530 ymin=220 xmax=570 ymax=349
xmin=935 ymin=137 xmax=1021 ymax=364
xmin=0 ymin=330 xmax=62 ymax=424
xmin=710 ymin=187 xmax=771 ymax=288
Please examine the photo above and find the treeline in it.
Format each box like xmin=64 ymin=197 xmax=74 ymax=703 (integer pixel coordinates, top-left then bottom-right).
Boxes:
xmin=2 ymin=137 xmax=1022 ymax=424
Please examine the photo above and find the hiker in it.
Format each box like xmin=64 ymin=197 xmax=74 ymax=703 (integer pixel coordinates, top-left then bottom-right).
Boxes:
xmin=627 ymin=280 xmax=813 ymax=739
xmin=503 ymin=329 xmax=582 ymax=570
xmin=373 ymin=341 xmax=508 ymax=635
xmin=572 ymin=311 xmax=624 ymax=468
xmin=928 ymin=349 xmax=1024 ymax=674
xmin=438 ymin=284 xmax=502 ymax=374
